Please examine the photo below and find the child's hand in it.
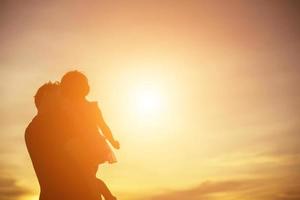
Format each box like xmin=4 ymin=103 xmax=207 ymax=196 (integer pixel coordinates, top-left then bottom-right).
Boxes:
xmin=111 ymin=140 xmax=120 ymax=149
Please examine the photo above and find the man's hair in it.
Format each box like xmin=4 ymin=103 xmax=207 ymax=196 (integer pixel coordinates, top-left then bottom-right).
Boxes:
xmin=34 ymin=82 xmax=60 ymax=110
xmin=60 ymin=70 xmax=90 ymax=99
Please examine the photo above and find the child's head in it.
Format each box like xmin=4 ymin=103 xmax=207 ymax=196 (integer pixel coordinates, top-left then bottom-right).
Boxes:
xmin=60 ymin=70 xmax=90 ymax=100
xmin=34 ymin=82 xmax=60 ymax=114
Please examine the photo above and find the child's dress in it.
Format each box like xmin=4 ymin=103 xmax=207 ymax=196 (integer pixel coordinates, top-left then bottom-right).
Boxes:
xmin=64 ymin=100 xmax=117 ymax=166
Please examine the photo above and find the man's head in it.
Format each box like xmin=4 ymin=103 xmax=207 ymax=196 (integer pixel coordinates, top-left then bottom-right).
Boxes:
xmin=34 ymin=82 xmax=60 ymax=114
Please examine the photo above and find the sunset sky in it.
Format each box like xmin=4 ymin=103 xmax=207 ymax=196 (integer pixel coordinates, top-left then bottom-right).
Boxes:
xmin=1 ymin=1 xmax=300 ymax=200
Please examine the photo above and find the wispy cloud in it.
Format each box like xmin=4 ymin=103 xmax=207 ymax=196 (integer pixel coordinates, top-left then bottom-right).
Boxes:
xmin=140 ymin=146 xmax=300 ymax=200
xmin=143 ymin=179 xmax=258 ymax=200
xmin=0 ymin=176 xmax=30 ymax=200
xmin=141 ymin=177 xmax=300 ymax=200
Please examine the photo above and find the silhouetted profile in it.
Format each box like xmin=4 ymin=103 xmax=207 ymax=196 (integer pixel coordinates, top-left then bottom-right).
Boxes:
xmin=25 ymin=71 xmax=120 ymax=200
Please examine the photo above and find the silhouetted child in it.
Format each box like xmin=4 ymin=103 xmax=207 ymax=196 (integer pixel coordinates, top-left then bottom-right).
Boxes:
xmin=60 ymin=70 xmax=119 ymax=200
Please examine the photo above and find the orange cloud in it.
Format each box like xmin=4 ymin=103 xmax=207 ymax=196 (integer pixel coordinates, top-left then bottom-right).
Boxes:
xmin=141 ymin=178 xmax=300 ymax=200
xmin=0 ymin=176 xmax=30 ymax=200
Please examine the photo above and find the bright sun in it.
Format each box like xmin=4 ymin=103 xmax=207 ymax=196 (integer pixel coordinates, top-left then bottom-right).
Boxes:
xmin=132 ymin=84 xmax=165 ymax=118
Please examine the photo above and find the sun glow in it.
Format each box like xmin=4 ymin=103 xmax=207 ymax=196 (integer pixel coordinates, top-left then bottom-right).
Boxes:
xmin=132 ymin=84 xmax=165 ymax=119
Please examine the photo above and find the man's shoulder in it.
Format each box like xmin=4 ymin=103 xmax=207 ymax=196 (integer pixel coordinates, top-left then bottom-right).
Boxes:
xmin=25 ymin=115 xmax=42 ymax=141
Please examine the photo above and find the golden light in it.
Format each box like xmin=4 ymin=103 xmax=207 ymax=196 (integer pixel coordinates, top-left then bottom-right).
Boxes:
xmin=132 ymin=83 xmax=165 ymax=119
xmin=19 ymin=195 xmax=39 ymax=200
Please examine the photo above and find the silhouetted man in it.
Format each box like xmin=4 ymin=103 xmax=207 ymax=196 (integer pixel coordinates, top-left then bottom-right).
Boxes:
xmin=25 ymin=82 xmax=99 ymax=200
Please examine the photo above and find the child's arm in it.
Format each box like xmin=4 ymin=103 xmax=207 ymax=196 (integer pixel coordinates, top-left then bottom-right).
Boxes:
xmin=94 ymin=103 xmax=120 ymax=149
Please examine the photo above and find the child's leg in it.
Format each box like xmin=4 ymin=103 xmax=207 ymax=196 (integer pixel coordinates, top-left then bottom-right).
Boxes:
xmin=97 ymin=178 xmax=117 ymax=200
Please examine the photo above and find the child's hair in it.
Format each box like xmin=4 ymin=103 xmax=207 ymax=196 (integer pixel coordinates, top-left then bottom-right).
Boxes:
xmin=34 ymin=82 xmax=60 ymax=110
xmin=60 ymin=70 xmax=90 ymax=99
